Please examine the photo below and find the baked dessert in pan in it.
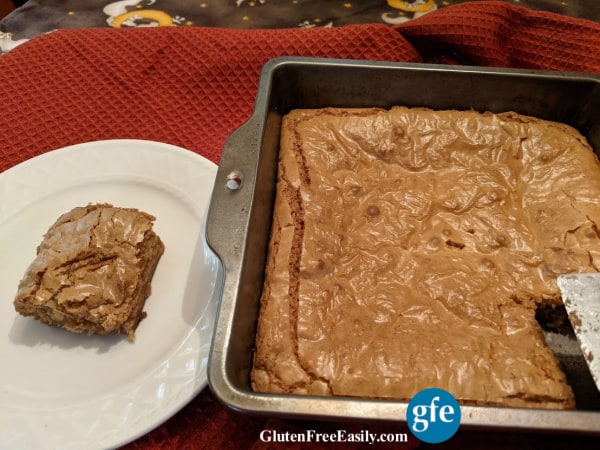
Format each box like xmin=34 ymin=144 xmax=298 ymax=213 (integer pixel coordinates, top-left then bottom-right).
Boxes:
xmin=13 ymin=203 xmax=164 ymax=340
xmin=251 ymin=107 xmax=600 ymax=409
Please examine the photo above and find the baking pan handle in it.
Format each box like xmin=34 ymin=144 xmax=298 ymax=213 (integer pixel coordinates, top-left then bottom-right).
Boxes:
xmin=206 ymin=116 xmax=262 ymax=275
xmin=206 ymin=111 xmax=281 ymax=399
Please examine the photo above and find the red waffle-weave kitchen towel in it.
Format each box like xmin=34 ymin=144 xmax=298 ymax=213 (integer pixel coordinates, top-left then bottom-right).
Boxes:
xmin=398 ymin=0 xmax=600 ymax=70
xmin=0 ymin=24 xmax=419 ymax=171
xmin=1 ymin=1 xmax=599 ymax=449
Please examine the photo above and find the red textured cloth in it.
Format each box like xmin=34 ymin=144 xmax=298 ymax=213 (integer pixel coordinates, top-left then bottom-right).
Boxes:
xmin=1 ymin=1 xmax=599 ymax=449
xmin=398 ymin=0 xmax=600 ymax=71
xmin=0 ymin=24 xmax=419 ymax=170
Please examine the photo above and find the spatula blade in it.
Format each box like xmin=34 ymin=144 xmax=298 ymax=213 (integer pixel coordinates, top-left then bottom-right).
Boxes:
xmin=556 ymin=273 xmax=600 ymax=392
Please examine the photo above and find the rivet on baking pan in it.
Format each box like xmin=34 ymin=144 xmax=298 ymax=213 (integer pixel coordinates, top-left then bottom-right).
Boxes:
xmin=226 ymin=170 xmax=243 ymax=191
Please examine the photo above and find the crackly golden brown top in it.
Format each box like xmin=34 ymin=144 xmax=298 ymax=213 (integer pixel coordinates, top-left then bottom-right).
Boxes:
xmin=14 ymin=203 xmax=160 ymax=335
xmin=252 ymin=107 xmax=600 ymax=408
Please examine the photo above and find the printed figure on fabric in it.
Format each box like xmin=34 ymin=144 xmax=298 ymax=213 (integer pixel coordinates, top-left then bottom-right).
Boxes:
xmin=104 ymin=0 xmax=189 ymax=28
xmin=235 ymin=0 xmax=439 ymax=26
xmin=0 ymin=31 xmax=28 ymax=53
xmin=382 ymin=0 xmax=438 ymax=24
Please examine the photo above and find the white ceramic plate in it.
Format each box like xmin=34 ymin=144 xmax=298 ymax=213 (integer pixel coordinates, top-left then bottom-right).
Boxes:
xmin=0 ymin=140 xmax=223 ymax=450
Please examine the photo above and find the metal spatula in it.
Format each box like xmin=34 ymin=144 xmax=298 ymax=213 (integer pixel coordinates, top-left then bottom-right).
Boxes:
xmin=557 ymin=273 xmax=600 ymax=392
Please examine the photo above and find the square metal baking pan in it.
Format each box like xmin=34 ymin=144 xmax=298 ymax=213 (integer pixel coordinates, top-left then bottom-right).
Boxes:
xmin=206 ymin=57 xmax=600 ymax=433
